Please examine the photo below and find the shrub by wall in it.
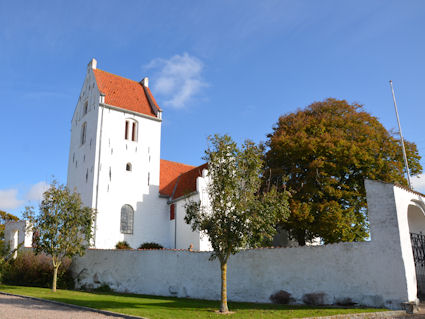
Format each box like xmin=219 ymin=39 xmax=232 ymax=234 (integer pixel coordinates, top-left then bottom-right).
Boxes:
xmin=138 ymin=242 xmax=163 ymax=249
xmin=1 ymin=250 xmax=74 ymax=289
xmin=116 ymin=241 xmax=131 ymax=249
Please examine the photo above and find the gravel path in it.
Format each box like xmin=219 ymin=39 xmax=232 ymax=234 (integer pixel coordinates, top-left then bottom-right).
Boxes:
xmin=0 ymin=294 xmax=136 ymax=319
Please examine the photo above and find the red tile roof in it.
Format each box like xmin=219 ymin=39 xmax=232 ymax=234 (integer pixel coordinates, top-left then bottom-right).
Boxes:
xmin=173 ymin=163 xmax=208 ymax=199
xmin=159 ymin=160 xmax=208 ymax=200
xmin=93 ymin=69 xmax=160 ymax=117
xmin=160 ymin=159 xmax=196 ymax=197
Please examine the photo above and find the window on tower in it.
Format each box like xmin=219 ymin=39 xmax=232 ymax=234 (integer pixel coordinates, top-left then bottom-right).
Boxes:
xmin=126 ymin=163 xmax=132 ymax=171
xmin=120 ymin=204 xmax=134 ymax=234
xmin=81 ymin=122 xmax=87 ymax=145
xmin=124 ymin=119 xmax=138 ymax=142
xmin=83 ymin=101 xmax=88 ymax=116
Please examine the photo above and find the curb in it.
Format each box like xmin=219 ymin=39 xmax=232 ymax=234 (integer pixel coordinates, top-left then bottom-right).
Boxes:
xmin=0 ymin=291 xmax=146 ymax=319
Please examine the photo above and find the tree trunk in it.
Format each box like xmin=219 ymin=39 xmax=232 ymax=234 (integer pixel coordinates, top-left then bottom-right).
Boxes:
xmin=52 ymin=264 xmax=59 ymax=292
xmin=296 ymin=229 xmax=306 ymax=246
xmin=220 ymin=261 xmax=229 ymax=313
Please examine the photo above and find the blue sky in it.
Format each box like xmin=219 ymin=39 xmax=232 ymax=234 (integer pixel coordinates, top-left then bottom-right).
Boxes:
xmin=1 ymin=1 xmax=425 ymax=217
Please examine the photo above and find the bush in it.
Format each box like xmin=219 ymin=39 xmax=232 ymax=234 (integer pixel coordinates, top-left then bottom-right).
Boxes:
xmin=93 ymin=283 xmax=113 ymax=292
xmin=115 ymin=241 xmax=131 ymax=249
xmin=302 ymin=292 xmax=327 ymax=306
xmin=138 ymin=242 xmax=163 ymax=249
xmin=270 ymin=290 xmax=293 ymax=304
xmin=335 ymin=297 xmax=356 ymax=306
xmin=1 ymin=250 xmax=74 ymax=289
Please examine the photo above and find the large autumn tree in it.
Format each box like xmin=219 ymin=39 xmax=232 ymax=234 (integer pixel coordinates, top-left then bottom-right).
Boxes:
xmin=265 ymin=98 xmax=422 ymax=245
xmin=185 ymin=135 xmax=290 ymax=313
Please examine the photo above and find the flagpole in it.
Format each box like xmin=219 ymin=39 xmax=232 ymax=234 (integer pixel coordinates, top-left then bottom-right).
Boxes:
xmin=389 ymin=80 xmax=412 ymax=188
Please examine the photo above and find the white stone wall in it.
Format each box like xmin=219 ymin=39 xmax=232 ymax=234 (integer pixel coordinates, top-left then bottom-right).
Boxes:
xmin=91 ymin=105 xmax=169 ymax=249
xmin=4 ymin=220 xmax=32 ymax=250
xmin=67 ymin=68 xmax=100 ymax=208
xmin=173 ymin=168 xmax=212 ymax=251
xmin=72 ymin=180 xmax=424 ymax=309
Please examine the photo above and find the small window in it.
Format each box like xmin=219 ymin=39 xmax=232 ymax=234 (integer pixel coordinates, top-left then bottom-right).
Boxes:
xmin=120 ymin=204 xmax=134 ymax=234
xmin=126 ymin=163 xmax=132 ymax=171
xmin=124 ymin=119 xmax=138 ymax=142
xmin=148 ymin=172 xmax=150 ymax=186
xmin=170 ymin=204 xmax=175 ymax=220
xmin=132 ymin=122 xmax=136 ymax=141
xmin=83 ymin=101 xmax=88 ymax=115
xmin=81 ymin=122 xmax=87 ymax=145
xmin=125 ymin=121 xmax=129 ymax=140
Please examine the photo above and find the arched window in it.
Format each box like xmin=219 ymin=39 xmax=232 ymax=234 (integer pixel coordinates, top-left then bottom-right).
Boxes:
xmin=120 ymin=204 xmax=134 ymax=234
xmin=81 ymin=122 xmax=87 ymax=145
xmin=126 ymin=163 xmax=132 ymax=171
xmin=124 ymin=119 xmax=138 ymax=142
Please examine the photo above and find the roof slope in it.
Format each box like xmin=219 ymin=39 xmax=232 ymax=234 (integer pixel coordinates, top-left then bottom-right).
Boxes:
xmin=173 ymin=163 xmax=208 ymax=199
xmin=93 ymin=69 xmax=160 ymax=117
xmin=160 ymin=159 xmax=196 ymax=197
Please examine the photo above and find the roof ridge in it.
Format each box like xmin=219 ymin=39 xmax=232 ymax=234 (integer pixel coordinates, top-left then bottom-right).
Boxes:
xmin=160 ymin=159 xmax=196 ymax=168
xmin=94 ymin=68 xmax=142 ymax=85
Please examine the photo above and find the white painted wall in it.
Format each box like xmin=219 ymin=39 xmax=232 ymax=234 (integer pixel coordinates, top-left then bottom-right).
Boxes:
xmin=92 ymin=105 xmax=169 ymax=249
xmin=67 ymin=67 xmax=100 ymax=208
xmin=72 ymin=180 xmax=423 ymax=309
xmin=4 ymin=220 xmax=32 ymax=249
xmin=173 ymin=168 xmax=212 ymax=251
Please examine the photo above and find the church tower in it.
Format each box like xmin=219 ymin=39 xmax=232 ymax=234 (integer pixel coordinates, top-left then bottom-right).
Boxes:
xmin=67 ymin=59 xmax=170 ymax=249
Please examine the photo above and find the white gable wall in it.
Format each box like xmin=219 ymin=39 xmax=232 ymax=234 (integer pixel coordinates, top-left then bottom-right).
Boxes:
xmin=92 ymin=106 xmax=171 ymax=249
xmin=67 ymin=68 xmax=100 ymax=208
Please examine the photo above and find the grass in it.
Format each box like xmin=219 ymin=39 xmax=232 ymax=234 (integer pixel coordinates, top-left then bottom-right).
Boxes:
xmin=0 ymin=284 xmax=388 ymax=319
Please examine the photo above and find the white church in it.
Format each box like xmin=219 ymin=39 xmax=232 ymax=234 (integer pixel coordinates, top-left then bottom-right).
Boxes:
xmin=27 ymin=58 xmax=210 ymax=251
xmin=66 ymin=58 xmax=212 ymax=250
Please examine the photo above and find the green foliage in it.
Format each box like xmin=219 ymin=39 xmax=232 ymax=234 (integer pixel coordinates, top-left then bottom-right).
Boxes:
xmin=93 ymin=283 xmax=113 ymax=292
xmin=0 ymin=210 xmax=19 ymax=241
xmin=186 ymin=134 xmax=290 ymax=261
xmin=265 ymin=98 xmax=422 ymax=245
xmin=23 ymin=182 xmax=95 ymax=291
xmin=1 ymin=250 xmax=74 ymax=289
xmin=138 ymin=242 xmax=163 ymax=249
xmin=115 ymin=241 xmax=131 ymax=249
xmin=185 ymin=134 xmax=290 ymax=312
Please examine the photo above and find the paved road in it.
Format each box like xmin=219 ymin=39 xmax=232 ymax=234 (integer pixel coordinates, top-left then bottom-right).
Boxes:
xmin=0 ymin=294 xmax=133 ymax=319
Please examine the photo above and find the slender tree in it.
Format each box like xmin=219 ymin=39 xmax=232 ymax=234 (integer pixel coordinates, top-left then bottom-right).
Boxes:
xmin=24 ymin=182 xmax=95 ymax=292
xmin=265 ymin=98 xmax=422 ymax=245
xmin=185 ymin=134 xmax=290 ymax=313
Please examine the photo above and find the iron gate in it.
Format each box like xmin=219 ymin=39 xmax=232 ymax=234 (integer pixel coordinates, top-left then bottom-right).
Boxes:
xmin=410 ymin=233 xmax=425 ymax=299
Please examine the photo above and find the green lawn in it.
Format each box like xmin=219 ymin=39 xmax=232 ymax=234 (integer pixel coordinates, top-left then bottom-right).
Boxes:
xmin=0 ymin=285 xmax=387 ymax=319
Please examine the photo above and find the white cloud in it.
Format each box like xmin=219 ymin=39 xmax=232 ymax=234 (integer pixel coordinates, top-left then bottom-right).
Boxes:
xmin=25 ymin=181 xmax=49 ymax=201
xmin=145 ymin=53 xmax=207 ymax=108
xmin=0 ymin=189 xmax=24 ymax=210
xmin=0 ymin=181 xmax=49 ymax=211
xmin=412 ymin=174 xmax=425 ymax=194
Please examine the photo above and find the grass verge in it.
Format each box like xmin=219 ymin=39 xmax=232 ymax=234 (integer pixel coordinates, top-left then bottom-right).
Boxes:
xmin=0 ymin=285 xmax=388 ymax=319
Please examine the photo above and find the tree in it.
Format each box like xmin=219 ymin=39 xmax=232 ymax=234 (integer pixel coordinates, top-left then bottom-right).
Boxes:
xmin=265 ymin=98 xmax=422 ymax=245
xmin=185 ymin=135 xmax=290 ymax=313
xmin=24 ymin=182 xmax=95 ymax=292
xmin=0 ymin=210 xmax=19 ymax=241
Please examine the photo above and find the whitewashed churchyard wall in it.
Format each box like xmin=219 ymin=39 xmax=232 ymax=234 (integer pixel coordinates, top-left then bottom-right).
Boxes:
xmin=71 ymin=180 xmax=424 ymax=309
